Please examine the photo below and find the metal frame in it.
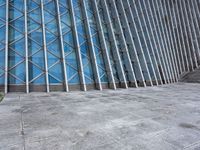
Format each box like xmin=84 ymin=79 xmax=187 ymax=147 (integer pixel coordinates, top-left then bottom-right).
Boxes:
xmin=183 ymin=0 xmax=200 ymax=68
xmin=40 ymin=0 xmax=50 ymax=92
xmin=132 ymin=0 xmax=161 ymax=85
xmin=170 ymin=0 xmax=186 ymax=74
xmin=174 ymin=0 xmax=190 ymax=72
xmin=178 ymin=0 xmax=195 ymax=71
xmin=140 ymin=0 xmax=167 ymax=84
xmin=92 ymin=0 xmax=116 ymax=90
xmin=80 ymin=0 xmax=102 ymax=90
xmin=108 ymin=0 xmax=137 ymax=87
xmin=24 ymin=0 xmax=29 ymax=93
xmin=164 ymin=0 xmax=183 ymax=75
xmin=116 ymin=0 xmax=146 ymax=86
xmin=124 ymin=0 xmax=153 ymax=86
xmin=190 ymin=0 xmax=200 ymax=66
xmin=69 ymin=0 xmax=86 ymax=91
xmin=55 ymin=0 xmax=69 ymax=92
xmin=4 ymin=0 xmax=9 ymax=93
xmin=161 ymin=0 xmax=180 ymax=80
xmin=182 ymin=0 xmax=198 ymax=69
xmin=1 ymin=0 xmax=199 ymax=93
xmin=101 ymin=0 xmax=128 ymax=88
xmin=153 ymin=0 xmax=176 ymax=82
xmin=156 ymin=0 xmax=179 ymax=82
xmin=145 ymin=0 xmax=170 ymax=84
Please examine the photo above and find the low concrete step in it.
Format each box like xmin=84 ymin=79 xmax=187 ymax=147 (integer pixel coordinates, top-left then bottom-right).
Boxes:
xmin=180 ymin=68 xmax=200 ymax=83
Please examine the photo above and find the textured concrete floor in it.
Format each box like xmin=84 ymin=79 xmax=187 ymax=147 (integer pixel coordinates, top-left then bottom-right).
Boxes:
xmin=0 ymin=83 xmax=200 ymax=150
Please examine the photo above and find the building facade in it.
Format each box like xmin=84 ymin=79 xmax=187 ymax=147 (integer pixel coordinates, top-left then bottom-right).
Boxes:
xmin=0 ymin=0 xmax=199 ymax=93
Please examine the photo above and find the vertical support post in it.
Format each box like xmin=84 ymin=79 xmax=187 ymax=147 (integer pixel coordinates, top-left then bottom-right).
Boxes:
xmin=175 ymin=0 xmax=190 ymax=72
xmin=125 ymin=0 xmax=153 ymax=86
xmin=183 ymin=1 xmax=198 ymax=68
xmin=161 ymin=0 xmax=180 ymax=79
xmin=183 ymin=0 xmax=199 ymax=68
xmin=170 ymin=0 xmax=186 ymax=73
xmin=24 ymin=0 xmax=29 ymax=93
xmin=40 ymin=0 xmax=50 ymax=92
xmin=178 ymin=0 xmax=195 ymax=71
xmin=141 ymin=0 xmax=167 ymax=84
xmin=92 ymin=0 xmax=116 ymax=90
xmin=132 ymin=0 xmax=160 ymax=85
xmin=80 ymin=0 xmax=102 ymax=90
xmin=69 ymin=0 xmax=86 ymax=91
xmin=55 ymin=0 xmax=69 ymax=92
xmin=165 ymin=0 xmax=183 ymax=75
xmin=145 ymin=0 xmax=170 ymax=84
xmin=116 ymin=0 xmax=146 ymax=86
xmin=108 ymin=0 xmax=137 ymax=87
xmin=156 ymin=0 xmax=178 ymax=82
xmin=190 ymin=0 xmax=200 ymax=66
xmin=149 ymin=0 xmax=172 ymax=83
xmin=101 ymin=0 xmax=128 ymax=88
xmin=4 ymin=0 xmax=9 ymax=93
xmin=154 ymin=0 xmax=176 ymax=82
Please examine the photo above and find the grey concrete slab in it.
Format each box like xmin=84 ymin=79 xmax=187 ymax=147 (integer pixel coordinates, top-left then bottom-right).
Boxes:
xmin=0 ymin=83 xmax=200 ymax=150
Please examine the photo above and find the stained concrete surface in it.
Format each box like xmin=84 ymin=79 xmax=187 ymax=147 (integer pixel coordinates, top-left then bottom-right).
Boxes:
xmin=0 ymin=83 xmax=200 ymax=150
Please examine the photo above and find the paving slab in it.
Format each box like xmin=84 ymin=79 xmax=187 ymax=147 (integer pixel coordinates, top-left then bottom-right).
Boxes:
xmin=0 ymin=83 xmax=200 ymax=150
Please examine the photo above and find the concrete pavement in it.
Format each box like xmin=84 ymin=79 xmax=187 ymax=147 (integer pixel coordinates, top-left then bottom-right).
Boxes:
xmin=0 ymin=83 xmax=200 ymax=150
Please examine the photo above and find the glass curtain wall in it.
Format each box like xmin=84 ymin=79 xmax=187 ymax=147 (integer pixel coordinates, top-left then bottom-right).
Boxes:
xmin=0 ymin=0 xmax=199 ymax=92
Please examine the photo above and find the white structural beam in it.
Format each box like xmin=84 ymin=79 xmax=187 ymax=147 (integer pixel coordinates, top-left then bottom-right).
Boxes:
xmin=24 ymin=0 xmax=29 ymax=93
xmin=181 ymin=0 xmax=198 ymax=69
xmin=108 ymin=0 xmax=137 ymax=87
xmin=55 ymin=0 xmax=69 ymax=92
xmin=132 ymin=0 xmax=160 ymax=85
xmin=145 ymin=0 xmax=170 ymax=84
xmin=123 ymin=0 xmax=153 ymax=87
xmin=116 ymin=0 xmax=146 ymax=86
xmin=178 ymin=0 xmax=195 ymax=71
xmin=140 ymin=0 xmax=167 ymax=84
xmin=101 ymin=0 xmax=128 ymax=88
xmin=170 ymin=0 xmax=186 ymax=74
xmin=164 ymin=0 xmax=183 ymax=75
xmin=80 ymin=0 xmax=102 ymax=90
xmin=69 ymin=0 xmax=86 ymax=91
xmin=40 ymin=0 xmax=50 ymax=92
xmin=92 ymin=0 xmax=116 ymax=90
xmin=174 ymin=0 xmax=190 ymax=72
xmin=154 ymin=0 xmax=176 ymax=82
xmin=4 ymin=0 xmax=9 ymax=93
